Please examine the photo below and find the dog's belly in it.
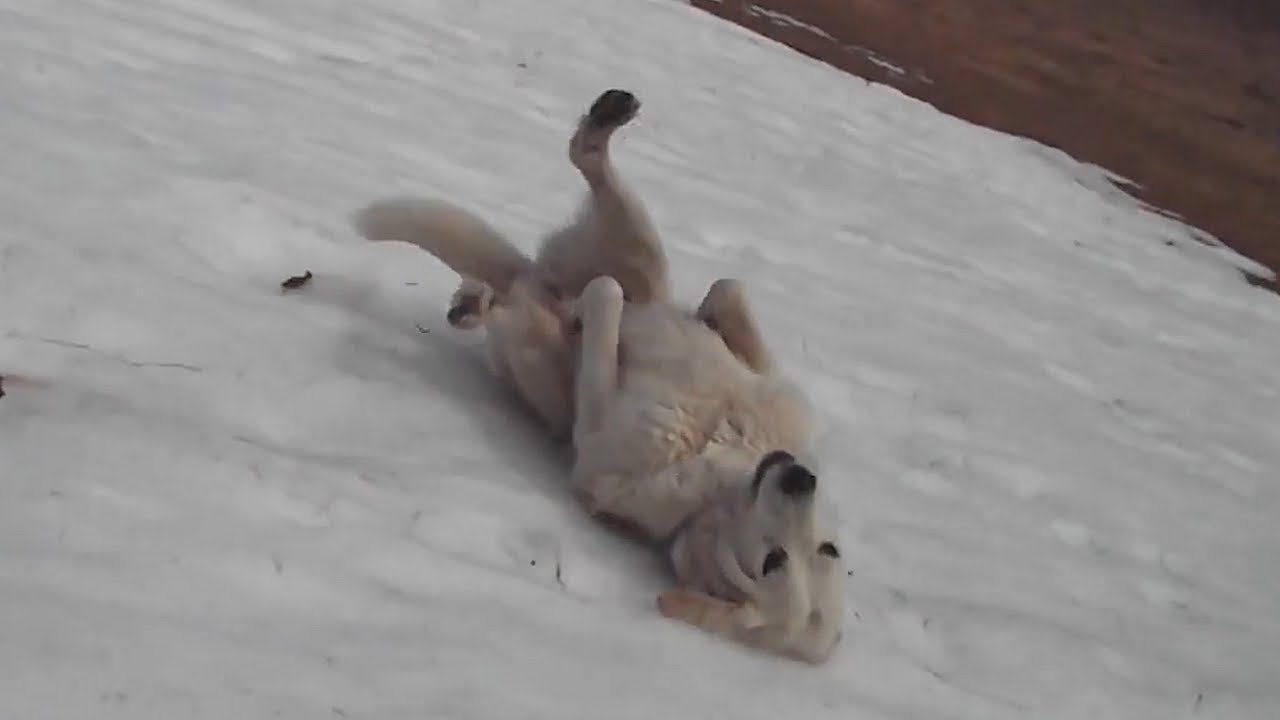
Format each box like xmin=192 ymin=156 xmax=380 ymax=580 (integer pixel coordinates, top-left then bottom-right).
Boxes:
xmin=571 ymin=305 xmax=778 ymax=538
xmin=608 ymin=304 xmax=747 ymax=462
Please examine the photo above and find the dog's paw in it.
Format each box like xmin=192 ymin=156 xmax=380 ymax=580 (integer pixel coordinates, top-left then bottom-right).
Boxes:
xmin=446 ymin=307 xmax=483 ymax=330
xmin=658 ymin=589 xmax=767 ymax=636
xmin=587 ymin=89 xmax=640 ymax=130
xmin=656 ymin=588 xmax=705 ymax=621
xmin=446 ymin=294 xmax=486 ymax=330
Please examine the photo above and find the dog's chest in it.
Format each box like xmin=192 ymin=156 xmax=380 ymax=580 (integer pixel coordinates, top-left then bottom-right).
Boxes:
xmin=617 ymin=306 xmax=739 ymax=385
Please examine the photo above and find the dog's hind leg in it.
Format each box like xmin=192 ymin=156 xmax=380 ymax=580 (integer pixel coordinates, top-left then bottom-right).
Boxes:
xmin=485 ymin=280 xmax=575 ymax=439
xmin=696 ymin=279 xmax=775 ymax=374
xmin=567 ymin=90 xmax=670 ymax=304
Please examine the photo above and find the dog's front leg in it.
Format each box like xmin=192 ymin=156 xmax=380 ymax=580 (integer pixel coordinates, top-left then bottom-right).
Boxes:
xmin=656 ymin=587 xmax=766 ymax=639
xmin=571 ymin=276 xmax=625 ymax=447
xmin=696 ymin=278 xmax=775 ymax=374
xmin=658 ymin=588 xmax=833 ymax=664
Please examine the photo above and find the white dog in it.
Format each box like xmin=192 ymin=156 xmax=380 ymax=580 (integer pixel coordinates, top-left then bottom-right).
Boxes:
xmin=353 ymin=90 xmax=846 ymax=663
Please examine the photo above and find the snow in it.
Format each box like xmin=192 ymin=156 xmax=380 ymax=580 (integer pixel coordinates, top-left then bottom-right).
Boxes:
xmin=738 ymin=5 xmax=929 ymax=84
xmin=745 ymin=5 xmax=837 ymax=43
xmin=1 ymin=0 xmax=1278 ymax=718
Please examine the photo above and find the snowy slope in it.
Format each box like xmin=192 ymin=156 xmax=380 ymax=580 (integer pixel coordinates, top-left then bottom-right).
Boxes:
xmin=2 ymin=0 xmax=1279 ymax=718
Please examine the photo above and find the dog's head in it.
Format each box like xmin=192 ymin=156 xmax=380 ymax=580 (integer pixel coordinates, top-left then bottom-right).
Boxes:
xmin=742 ymin=450 xmax=847 ymax=662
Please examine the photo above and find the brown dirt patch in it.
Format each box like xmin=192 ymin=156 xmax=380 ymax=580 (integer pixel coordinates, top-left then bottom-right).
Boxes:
xmin=692 ymin=0 xmax=1280 ymax=290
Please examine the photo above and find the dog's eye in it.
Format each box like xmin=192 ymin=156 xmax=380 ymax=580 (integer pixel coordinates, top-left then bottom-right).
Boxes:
xmin=762 ymin=548 xmax=788 ymax=576
xmin=818 ymin=542 xmax=840 ymax=559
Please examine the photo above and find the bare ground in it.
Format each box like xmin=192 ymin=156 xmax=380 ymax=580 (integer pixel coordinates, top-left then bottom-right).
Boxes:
xmin=692 ymin=0 xmax=1280 ymax=290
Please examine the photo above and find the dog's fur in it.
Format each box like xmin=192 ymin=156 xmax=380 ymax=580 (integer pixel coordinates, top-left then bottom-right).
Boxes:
xmin=353 ymin=90 xmax=846 ymax=664
xmin=356 ymin=90 xmax=669 ymax=441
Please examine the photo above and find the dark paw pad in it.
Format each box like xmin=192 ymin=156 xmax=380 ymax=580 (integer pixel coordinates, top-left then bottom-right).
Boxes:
xmin=587 ymin=89 xmax=640 ymax=130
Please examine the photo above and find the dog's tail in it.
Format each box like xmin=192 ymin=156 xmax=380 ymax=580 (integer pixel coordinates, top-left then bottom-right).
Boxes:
xmin=352 ymin=197 xmax=534 ymax=293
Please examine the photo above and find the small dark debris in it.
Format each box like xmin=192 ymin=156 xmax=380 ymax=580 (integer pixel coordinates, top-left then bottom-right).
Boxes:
xmin=415 ymin=323 xmax=431 ymax=334
xmin=1164 ymin=239 xmax=1177 ymax=247
xmin=0 ymin=374 xmax=5 ymax=398
xmin=555 ymin=561 xmax=565 ymax=588
xmin=923 ymin=617 xmax=932 ymax=628
xmin=280 ymin=270 xmax=313 ymax=291
xmin=404 ymin=281 xmax=419 ymax=286
xmin=331 ymin=707 xmax=349 ymax=718
xmin=847 ymin=570 xmax=854 ymax=577
xmin=529 ymin=559 xmax=536 ymax=566
xmin=517 ymin=62 xmax=528 ymax=69
xmin=1194 ymin=692 xmax=1204 ymax=711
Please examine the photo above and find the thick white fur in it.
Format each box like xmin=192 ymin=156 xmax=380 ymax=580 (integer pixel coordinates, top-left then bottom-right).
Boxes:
xmin=351 ymin=90 xmax=846 ymax=663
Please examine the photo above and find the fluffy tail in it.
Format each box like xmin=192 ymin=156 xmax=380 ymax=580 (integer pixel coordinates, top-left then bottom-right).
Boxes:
xmin=352 ymin=197 xmax=534 ymax=293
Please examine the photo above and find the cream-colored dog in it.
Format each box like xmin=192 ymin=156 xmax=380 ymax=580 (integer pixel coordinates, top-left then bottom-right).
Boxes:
xmin=353 ymin=90 xmax=846 ymax=664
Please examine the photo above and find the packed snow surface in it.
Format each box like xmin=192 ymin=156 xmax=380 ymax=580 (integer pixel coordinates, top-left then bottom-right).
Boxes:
xmin=1 ymin=0 xmax=1278 ymax=718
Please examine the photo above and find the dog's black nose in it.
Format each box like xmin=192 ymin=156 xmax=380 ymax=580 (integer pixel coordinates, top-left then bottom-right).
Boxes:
xmin=751 ymin=449 xmax=796 ymax=498
xmin=778 ymin=465 xmax=816 ymax=497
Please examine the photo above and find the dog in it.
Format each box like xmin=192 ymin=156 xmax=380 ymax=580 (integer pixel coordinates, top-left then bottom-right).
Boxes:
xmin=353 ymin=89 xmax=847 ymax=664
